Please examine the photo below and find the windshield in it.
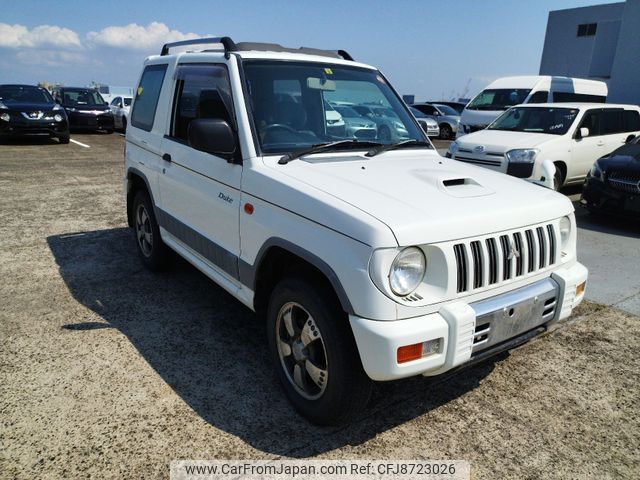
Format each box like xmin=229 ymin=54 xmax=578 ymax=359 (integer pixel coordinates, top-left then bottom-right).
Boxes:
xmin=124 ymin=97 xmax=132 ymax=106
xmin=62 ymin=89 xmax=106 ymax=107
xmin=410 ymin=107 xmax=427 ymax=118
xmin=488 ymin=107 xmax=579 ymax=135
xmin=0 ymin=85 xmax=53 ymax=104
xmin=466 ymin=88 xmax=531 ymax=111
xmin=434 ymin=104 xmax=459 ymax=116
xmin=243 ymin=61 xmax=425 ymax=154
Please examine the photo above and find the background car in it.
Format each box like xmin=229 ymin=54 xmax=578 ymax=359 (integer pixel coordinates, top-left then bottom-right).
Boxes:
xmin=409 ymin=106 xmax=440 ymax=137
xmin=581 ymin=135 xmax=640 ymax=218
xmin=0 ymin=84 xmax=69 ymax=143
xmin=332 ymin=105 xmax=378 ymax=140
xmin=411 ymin=102 xmax=460 ymax=139
xmin=351 ymin=104 xmax=409 ymax=141
xmin=52 ymin=87 xmax=114 ymax=133
xmin=427 ymin=100 xmax=467 ymax=115
xmin=324 ymin=100 xmax=346 ymax=136
xmin=110 ymin=96 xmax=132 ymax=131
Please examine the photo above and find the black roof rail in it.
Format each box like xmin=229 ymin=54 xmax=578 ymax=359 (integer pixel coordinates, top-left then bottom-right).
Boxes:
xmin=160 ymin=36 xmax=354 ymax=61
xmin=160 ymin=36 xmax=237 ymax=56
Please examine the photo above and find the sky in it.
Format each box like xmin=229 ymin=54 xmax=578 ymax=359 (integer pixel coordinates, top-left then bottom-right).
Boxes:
xmin=0 ymin=0 xmax=618 ymax=101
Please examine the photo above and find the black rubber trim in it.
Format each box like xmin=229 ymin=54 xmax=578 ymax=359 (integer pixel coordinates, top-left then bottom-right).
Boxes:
xmin=239 ymin=237 xmax=355 ymax=315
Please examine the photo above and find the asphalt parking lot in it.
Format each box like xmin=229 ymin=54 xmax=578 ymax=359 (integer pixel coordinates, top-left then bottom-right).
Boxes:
xmin=1 ymin=134 xmax=639 ymax=479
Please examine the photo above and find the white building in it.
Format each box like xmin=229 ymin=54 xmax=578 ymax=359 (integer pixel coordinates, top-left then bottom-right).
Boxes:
xmin=539 ymin=0 xmax=640 ymax=105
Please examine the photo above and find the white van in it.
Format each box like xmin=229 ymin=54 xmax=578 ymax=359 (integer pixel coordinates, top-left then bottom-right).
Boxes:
xmin=458 ymin=76 xmax=607 ymax=137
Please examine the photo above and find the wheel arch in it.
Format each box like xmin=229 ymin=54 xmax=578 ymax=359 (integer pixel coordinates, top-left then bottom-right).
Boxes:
xmin=125 ymin=168 xmax=157 ymax=227
xmin=553 ymin=160 xmax=567 ymax=184
xmin=241 ymin=239 xmax=355 ymax=318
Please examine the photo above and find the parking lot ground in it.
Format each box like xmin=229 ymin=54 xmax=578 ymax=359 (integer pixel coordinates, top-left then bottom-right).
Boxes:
xmin=1 ymin=134 xmax=639 ymax=479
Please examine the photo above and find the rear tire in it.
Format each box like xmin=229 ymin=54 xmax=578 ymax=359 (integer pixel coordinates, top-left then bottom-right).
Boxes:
xmin=58 ymin=135 xmax=70 ymax=144
xmin=132 ymin=190 xmax=169 ymax=271
xmin=267 ymin=276 xmax=372 ymax=425
xmin=122 ymin=117 xmax=127 ymax=133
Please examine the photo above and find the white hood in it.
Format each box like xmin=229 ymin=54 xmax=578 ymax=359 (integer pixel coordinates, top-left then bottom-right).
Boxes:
xmin=457 ymin=129 xmax=555 ymax=153
xmin=267 ymin=150 xmax=573 ymax=246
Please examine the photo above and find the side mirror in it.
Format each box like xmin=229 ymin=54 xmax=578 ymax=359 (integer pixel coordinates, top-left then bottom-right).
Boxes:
xmin=576 ymin=127 xmax=589 ymax=139
xmin=188 ymin=118 xmax=236 ymax=159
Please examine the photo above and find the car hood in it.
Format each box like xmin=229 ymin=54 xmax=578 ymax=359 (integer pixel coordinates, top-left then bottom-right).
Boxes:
xmin=268 ymin=149 xmax=573 ymax=245
xmin=600 ymin=143 xmax=640 ymax=171
xmin=440 ymin=115 xmax=460 ymax=124
xmin=2 ymin=101 xmax=57 ymax=111
xmin=457 ymin=129 xmax=555 ymax=153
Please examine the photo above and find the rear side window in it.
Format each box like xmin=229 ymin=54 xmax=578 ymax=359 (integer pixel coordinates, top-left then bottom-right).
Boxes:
xmin=623 ymin=110 xmax=640 ymax=132
xmin=131 ymin=64 xmax=167 ymax=132
xmin=553 ymin=92 xmax=606 ymax=103
xmin=601 ymin=109 xmax=624 ymax=135
xmin=528 ymin=91 xmax=548 ymax=103
xmin=170 ymin=64 xmax=234 ymax=142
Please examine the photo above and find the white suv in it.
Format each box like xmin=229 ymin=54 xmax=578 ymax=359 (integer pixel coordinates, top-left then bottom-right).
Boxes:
xmin=124 ymin=37 xmax=588 ymax=425
xmin=448 ymin=103 xmax=640 ymax=189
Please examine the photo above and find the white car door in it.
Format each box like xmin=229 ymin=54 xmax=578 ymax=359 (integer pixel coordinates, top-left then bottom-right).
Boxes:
xmin=158 ymin=62 xmax=242 ymax=280
xmin=570 ymin=109 xmax=605 ymax=181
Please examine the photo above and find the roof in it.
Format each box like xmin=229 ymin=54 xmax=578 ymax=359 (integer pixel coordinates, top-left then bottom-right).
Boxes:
xmin=153 ymin=36 xmax=376 ymax=70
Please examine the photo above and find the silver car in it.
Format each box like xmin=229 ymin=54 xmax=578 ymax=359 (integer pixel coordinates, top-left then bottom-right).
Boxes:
xmin=332 ymin=105 xmax=378 ymax=140
xmin=409 ymin=107 xmax=440 ymax=138
xmin=411 ymin=102 xmax=460 ymax=139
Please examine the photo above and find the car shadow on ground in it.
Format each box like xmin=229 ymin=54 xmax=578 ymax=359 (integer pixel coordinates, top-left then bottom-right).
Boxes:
xmin=0 ymin=136 xmax=63 ymax=146
xmin=47 ymin=227 xmax=499 ymax=457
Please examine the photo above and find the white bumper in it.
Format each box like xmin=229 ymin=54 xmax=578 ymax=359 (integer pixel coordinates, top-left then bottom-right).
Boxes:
xmin=350 ymin=261 xmax=588 ymax=381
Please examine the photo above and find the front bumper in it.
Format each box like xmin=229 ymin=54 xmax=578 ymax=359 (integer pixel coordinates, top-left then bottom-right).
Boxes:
xmin=581 ymin=176 xmax=640 ymax=218
xmin=350 ymin=262 xmax=588 ymax=381
xmin=0 ymin=118 xmax=69 ymax=137
xmin=68 ymin=112 xmax=114 ymax=130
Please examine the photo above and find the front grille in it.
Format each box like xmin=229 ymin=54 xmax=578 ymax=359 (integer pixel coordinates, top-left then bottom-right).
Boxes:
xmin=454 ymin=155 xmax=502 ymax=167
xmin=453 ymin=223 xmax=558 ymax=293
xmin=607 ymin=171 xmax=640 ymax=194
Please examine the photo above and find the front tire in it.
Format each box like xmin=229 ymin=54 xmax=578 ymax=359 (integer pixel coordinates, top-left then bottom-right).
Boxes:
xmin=439 ymin=123 xmax=453 ymax=140
xmin=267 ymin=276 xmax=372 ymax=425
xmin=58 ymin=134 xmax=70 ymax=144
xmin=132 ymin=190 xmax=169 ymax=271
xmin=553 ymin=165 xmax=565 ymax=191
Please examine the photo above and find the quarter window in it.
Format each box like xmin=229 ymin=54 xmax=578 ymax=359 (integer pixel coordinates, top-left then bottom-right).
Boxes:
xmin=577 ymin=23 xmax=597 ymax=37
xmin=131 ymin=64 xmax=167 ymax=132
xmin=170 ymin=64 xmax=234 ymax=142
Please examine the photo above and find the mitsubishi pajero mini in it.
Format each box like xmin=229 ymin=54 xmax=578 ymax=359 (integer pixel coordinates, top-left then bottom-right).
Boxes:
xmin=124 ymin=38 xmax=588 ymax=425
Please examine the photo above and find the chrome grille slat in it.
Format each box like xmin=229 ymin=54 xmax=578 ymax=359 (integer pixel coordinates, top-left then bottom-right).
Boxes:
xmin=453 ymin=223 xmax=558 ymax=294
xmin=607 ymin=171 xmax=640 ymax=194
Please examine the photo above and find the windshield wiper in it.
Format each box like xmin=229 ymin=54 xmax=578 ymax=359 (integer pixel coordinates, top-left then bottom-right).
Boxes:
xmin=278 ymin=139 xmax=381 ymax=164
xmin=365 ymin=139 xmax=432 ymax=157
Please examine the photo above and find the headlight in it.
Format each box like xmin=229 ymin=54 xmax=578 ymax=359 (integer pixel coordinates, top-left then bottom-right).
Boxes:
xmin=53 ymin=104 xmax=63 ymax=111
xmin=54 ymin=114 xmax=63 ymax=122
xmin=447 ymin=141 xmax=459 ymax=156
xmin=0 ymin=112 xmax=10 ymax=122
xmin=559 ymin=216 xmax=571 ymax=252
xmin=505 ymin=149 xmax=538 ymax=163
xmin=589 ymin=160 xmax=603 ymax=180
xmin=0 ymin=101 xmax=7 ymax=109
xmin=389 ymin=247 xmax=426 ymax=296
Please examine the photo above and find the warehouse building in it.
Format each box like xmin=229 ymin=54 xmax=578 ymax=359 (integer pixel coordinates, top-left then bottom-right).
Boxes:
xmin=539 ymin=0 xmax=640 ymax=105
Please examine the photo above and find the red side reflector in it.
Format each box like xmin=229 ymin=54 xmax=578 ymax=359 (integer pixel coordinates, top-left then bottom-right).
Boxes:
xmin=244 ymin=203 xmax=254 ymax=215
xmin=397 ymin=343 xmax=423 ymax=364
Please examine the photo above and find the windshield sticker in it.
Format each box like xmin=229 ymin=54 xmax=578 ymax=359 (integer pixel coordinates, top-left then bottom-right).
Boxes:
xmin=137 ymin=86 xmax=143 ymax=96
xmin=324 ymin=68 xmax=333 ymax=75
xmin=549 ymin=124 xmax=564 ymax=131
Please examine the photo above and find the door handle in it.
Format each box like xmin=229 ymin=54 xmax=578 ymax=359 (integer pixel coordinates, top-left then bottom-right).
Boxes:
xmin=162 ymin=153 xmax=172 ymax=162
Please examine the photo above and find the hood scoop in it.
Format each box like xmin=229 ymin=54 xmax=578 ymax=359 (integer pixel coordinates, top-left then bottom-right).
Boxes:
xmin=438 ymin=176 xmax=495 ymax=198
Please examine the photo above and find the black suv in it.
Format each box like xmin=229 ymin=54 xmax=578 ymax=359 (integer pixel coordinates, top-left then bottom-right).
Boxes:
xmin=52 ymin=87 xmax=114 ymax=133
xmin=0 ymin=84 xmax=70 ymax=143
